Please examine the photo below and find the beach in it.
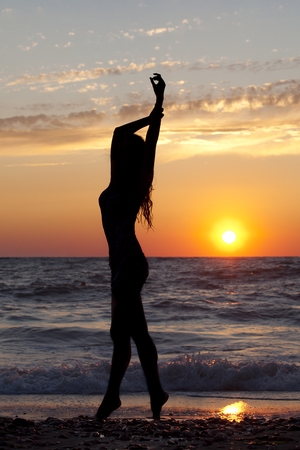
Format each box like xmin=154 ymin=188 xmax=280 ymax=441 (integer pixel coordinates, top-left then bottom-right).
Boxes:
xmin=2 ymin=394 xmax=300 ymax=449
xmin=2 ymin=413 xmax=300 ymax=450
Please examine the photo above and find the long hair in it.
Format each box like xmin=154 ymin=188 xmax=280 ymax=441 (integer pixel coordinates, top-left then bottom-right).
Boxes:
xmin=123 ymin=134 xmax=154 ymax=229
xmin=139 ymin=183 xmax=153 ymax=229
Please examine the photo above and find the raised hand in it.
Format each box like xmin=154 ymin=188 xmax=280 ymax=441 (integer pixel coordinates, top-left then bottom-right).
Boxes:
xmin=150 ymin=73 xmax=166 ymax=100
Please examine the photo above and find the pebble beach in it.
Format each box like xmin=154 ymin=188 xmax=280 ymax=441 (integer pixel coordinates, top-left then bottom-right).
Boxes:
xmin=2 ymin=415 xmax=300 ymax=450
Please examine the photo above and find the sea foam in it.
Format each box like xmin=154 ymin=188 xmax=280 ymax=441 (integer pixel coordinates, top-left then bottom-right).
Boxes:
xmin=1 ymin=357 xmax=300 ymax=395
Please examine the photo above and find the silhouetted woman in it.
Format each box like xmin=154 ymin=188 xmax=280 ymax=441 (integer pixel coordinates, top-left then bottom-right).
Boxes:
xmin=97 ymin=73 xmax=168 ymax=420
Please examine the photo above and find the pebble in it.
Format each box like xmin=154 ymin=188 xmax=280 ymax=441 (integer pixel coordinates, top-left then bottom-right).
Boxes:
xmin=213 ymin=433 xmax=228 ymax=442
xmin=118 ymin=433 xmax=131 ymax=440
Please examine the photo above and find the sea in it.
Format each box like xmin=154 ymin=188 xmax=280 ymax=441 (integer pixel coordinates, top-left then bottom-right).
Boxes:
xmin=1 ymin=256 xmax=300 ymax=420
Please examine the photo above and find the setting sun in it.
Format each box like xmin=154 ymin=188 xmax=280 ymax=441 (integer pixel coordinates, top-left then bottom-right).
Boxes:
xmin=207 ymin=218 xmax=250 ymax=255
xmin=222 ymin=231 xmax=236 ymax=244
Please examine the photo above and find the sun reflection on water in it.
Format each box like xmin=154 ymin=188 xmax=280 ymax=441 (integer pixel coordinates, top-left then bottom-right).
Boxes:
xmin=220 ymin=401 xmax=248 ymax=421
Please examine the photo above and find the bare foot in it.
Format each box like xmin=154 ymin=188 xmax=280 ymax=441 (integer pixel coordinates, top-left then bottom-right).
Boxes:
xmin=151 ymin=390 xmax=169 ymax=420
xmin=96 ymin=395 xmax=121 ymax=420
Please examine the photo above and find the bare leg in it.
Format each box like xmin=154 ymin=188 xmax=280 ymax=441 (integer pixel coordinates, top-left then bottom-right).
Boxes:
xmin=133 ymin=333 xmax=169 ymax=419
xmin=96 ymin=290 xmax=168 ymax=420
xmin=96 ymin=295 xmax=131 ymax=419
xmin=130 ymin=293 xmax=169 ymax=419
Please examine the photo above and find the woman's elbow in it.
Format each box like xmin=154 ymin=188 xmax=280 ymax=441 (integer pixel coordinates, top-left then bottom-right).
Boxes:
xmin=113 ymin=127 xmax=122 ymax=136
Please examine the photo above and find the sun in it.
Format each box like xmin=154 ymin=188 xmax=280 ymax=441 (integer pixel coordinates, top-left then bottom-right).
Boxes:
xmin=209 ymin=219 xmax=248 ymax=253
xmin=222 ymin=230 xmax=236 ymax=244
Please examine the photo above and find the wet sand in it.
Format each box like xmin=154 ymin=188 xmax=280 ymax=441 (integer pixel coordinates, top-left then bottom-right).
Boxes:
xmin=2 ymin=393 xmax=300 ymax=421
xmin=1 ymin=414 xmax=300 ymax=449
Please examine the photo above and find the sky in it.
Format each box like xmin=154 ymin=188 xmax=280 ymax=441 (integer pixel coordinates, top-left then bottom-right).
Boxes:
xmin=1 ymin=0 xmax=300 ymax=257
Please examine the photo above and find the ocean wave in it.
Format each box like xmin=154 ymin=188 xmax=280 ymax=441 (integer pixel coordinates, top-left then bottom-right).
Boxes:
xmin=14 ymin=282 xmax=99 ymax=298
xmin=1 ymin=357 xmax=300 ymax=395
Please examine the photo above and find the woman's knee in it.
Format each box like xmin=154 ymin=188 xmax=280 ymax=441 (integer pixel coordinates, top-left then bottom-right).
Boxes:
xmin=110 ymin=321 xmax=130 ymax=344
xmin=131 ymin=327 xmax=152 ymax=346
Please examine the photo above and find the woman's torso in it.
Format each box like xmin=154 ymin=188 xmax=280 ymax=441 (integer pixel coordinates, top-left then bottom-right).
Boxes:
xmin=99 ymin=183 xmax=148 ymax=293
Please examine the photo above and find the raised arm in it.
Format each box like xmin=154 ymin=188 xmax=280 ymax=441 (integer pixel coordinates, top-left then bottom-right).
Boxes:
xmin=110 ymin=74 xmax=165 ymax=186
xmin=139 ymin=73 xmax=166 ymax=186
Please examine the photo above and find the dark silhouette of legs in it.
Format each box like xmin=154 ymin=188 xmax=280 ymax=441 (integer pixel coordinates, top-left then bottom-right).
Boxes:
xmin=96 ymin=340 xmax=130 ymax=419
xmin=130 ymin=297 xmax=168 ymax=419
xmin=96 ymin=290 xmax=168 ymax=419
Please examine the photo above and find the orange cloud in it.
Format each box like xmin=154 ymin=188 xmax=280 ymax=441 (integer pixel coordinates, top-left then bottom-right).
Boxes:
xmin=0 ymin=110 xmax=105 ymax=130
xmin=1 ymin=78 xmax=300 ymax=161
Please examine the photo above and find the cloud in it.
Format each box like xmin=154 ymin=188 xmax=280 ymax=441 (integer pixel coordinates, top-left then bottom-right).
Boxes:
xmin=126 ymin=19 xmax=189 ymax=38
xmin=4 ymin=77 xmax=300 ymax=127
xmin=118 ymin=102 xmax=153 ymax=118
xmin=164 ymin=79 xmax=300 ymax=114
xmin=123 ymin=32 xmax=134 ymax=39
xmin=0 ymin=126 xmax=111 ymax=156
xmin=190 ymin=56 xmax=300 ymax=73
xmin=6 ymin=62 xmax=156 ymax=87
xmin=193 ymin=17 xmax=202 ymax=25
xmin=169 ymin=80 xmax=186 ymax=86
xmin=127 ymin=91 xmax=142 ymax=101
xmin=0 ymin=109 xmax=111 ymax=157
xmin=145 ymin=27 xmax=175 ymax=36
xmin=110 ymin=77 xmax=300 ymax=160
xmin=18 ymin=42 xmax=39 ymax=51
xmin=0 ymin=110 xmax=106 ymax=131
xmin=18 ymin=102 xmax=85 ymax=112
xmin=18 ymin=45 xmax=31 ymax=51
xmin=9 ymin=55 xmax=300 ymax=93
xmin=91 ymin=97 xmax=112 ymax=106
xmin=67 ymin=109 xmax=105 ymax=123
xmin=160 ymin=60 xmax=187 ymax=70
xmin=43 ymin=85 xmax=64 ymax=92
xmin=2 ymin=78 xmax=300 ymax=160
xmin=77 ymin=83 xmax=98 ymax=93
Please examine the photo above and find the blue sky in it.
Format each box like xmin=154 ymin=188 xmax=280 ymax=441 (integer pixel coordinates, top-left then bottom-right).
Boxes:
xmin=2 ymin=0 xmax=299 ymax=123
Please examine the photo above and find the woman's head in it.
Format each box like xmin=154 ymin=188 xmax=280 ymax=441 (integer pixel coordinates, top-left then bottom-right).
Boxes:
xmin=118 ymin=133 xmax=145 ymax=176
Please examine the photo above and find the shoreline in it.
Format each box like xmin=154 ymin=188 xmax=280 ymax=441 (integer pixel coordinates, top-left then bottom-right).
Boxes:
xmin=2 ymin=392 xmax=300 ymax=421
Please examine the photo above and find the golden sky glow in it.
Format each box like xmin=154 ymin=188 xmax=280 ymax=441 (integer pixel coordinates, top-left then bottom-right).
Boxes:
xmin=1 ymin=1 xmax=300 ymax=256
